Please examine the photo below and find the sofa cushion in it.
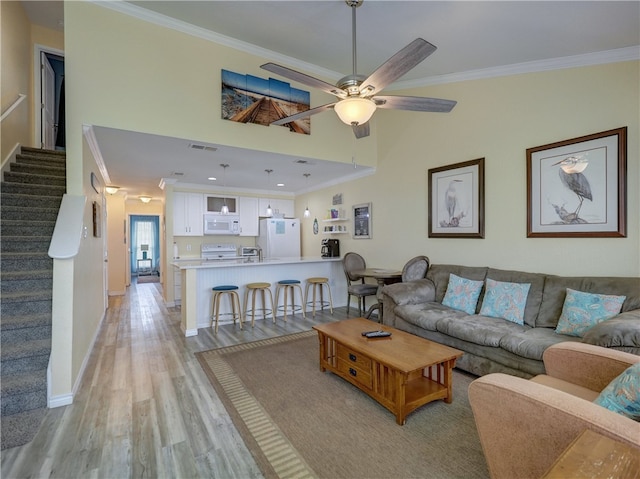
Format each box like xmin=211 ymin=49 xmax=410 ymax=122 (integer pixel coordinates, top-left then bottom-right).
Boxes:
xmin=500 ymin=328 xmax=581 ymax=361
xmin=480 ymin=279 xmax=531 ymax=325
xmin=395 ymin=302 xmax=465 ymax=331
xmin=442 ymin=274 xmax=484 ymax=314
xmin=537 ymin=276 xmax=640 ymax=328
xmin=427 ymin=265 xmax=488 ymax=306
xmin=582 ymin=313 xmax=640 ymax=349
xmin=486 ymin=268 xmax=545 ymax=328
xmin=436 ymin=315 xmax=525 ymax=347
xmin=594 ymin=363 xmax=640 ymax=421
xmin=555 ymin=289 xmax=626 ymax=337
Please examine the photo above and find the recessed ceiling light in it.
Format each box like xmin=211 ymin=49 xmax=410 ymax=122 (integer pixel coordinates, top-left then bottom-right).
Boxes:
xmin=277 ymin=183 xmax=284 ymax=187
xmin=208 ymin=177 xmax=217 ymax=181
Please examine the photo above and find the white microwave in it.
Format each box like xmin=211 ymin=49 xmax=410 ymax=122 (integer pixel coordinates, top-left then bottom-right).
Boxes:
xmin=203 ymin=214 xmax=240 ymax=235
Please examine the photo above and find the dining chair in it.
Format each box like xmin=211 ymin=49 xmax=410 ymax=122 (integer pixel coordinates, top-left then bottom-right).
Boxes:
xmin=342 ymin=252 xmax=378 ymax=316
xmin=401 ymin=255 xmax=430 ymax=282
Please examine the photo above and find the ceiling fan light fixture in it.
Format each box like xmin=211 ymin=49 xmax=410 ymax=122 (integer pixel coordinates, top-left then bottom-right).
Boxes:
xmin=139 ymin=196 xmax=152 ymax=203
xmin=334 ymin=97 xmax=376 ymax=126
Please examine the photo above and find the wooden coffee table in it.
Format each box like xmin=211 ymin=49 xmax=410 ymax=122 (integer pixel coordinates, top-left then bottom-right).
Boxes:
xmin=313 ymin=318 xmax=463 ymax=425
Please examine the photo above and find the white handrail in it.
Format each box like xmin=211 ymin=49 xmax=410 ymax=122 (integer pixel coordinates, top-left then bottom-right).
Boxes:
xmin=1 ymin=94 xmax=27 ymax=122
xmin=49 ymin=195 xmax=87 ymax=259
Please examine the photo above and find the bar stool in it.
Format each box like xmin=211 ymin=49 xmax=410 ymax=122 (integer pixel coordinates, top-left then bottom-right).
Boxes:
xmin=210 ymin=285 xmax=243 ymax=334
xmin=304 ymin=277 xmax=334 ymax=317
xmin=275 ymin=279 xmax=306 ymax=321
xmin=243 ymin=282 xmax=275 ymax=327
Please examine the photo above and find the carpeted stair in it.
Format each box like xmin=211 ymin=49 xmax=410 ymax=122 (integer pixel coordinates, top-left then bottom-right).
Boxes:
xmin=1 ymin=146 xmax=66 ymax=450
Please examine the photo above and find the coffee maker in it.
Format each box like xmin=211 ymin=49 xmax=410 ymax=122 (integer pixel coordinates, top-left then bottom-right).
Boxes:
xmin=321 ymin=239 xmax=340 ymax=258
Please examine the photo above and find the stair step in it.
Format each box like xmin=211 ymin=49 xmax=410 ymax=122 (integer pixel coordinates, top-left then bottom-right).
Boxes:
xmin=0 ymin=270 xmax=53 ymax=295
xmin=1 ymin=236 xmax=52 ymax=253
xmin=0 ymin=289 xmax=53 ymax=304
xmin=0 ymin=252 xmax=53 ymax=272
xmin=1 ymin=206 xmax=59 ymax=222
xmin=1 ymin=339 xmax=51 ymax=375
xmin=10 ymin=162 xmax=66 ymax=178
xmin=1 ymin=312 xmax=51 ymax=331
xmin=3 ymin=171 xmax=66 ymax=187
xmin=16 ymin=155 xmax=66 ymax=168
xmin=0 ymin=220 xmax=55 ymax=237
xmin=20 ymin=146 xmax=66 ymax=158
xmin=1 ymin=193 xmax=63 ymax=209
xmin=0 ymin=181 xmax=65 ymax=197
xmin=1 ymin=370 xmax=48 ymax=416
xmin=1 ymin=312 xmax=52 ymax=344
xmin=1 ymin=407 xmax=48 ymax=450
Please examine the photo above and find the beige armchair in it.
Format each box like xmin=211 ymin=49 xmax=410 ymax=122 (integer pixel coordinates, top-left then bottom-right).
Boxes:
xmin=468 ymin=342 xmax=640 ymax=479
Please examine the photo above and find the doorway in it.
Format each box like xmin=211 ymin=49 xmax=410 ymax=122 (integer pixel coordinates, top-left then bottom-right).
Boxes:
xmin=130 ymin=215 xmax=160 ymax=282
xmin=35 ymin=46 xmax=65 ymax=150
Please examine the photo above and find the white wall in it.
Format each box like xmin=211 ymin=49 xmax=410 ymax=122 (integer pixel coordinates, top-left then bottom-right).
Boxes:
xmin=300 ymin=62 xmax=639 ymax=276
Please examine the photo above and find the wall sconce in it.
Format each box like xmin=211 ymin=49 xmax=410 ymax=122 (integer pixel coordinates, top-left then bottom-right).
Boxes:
xmin=139 ymin=196 xmax=152 ymax=203
xmin=105 ymin=186 xmax=120 ymax=195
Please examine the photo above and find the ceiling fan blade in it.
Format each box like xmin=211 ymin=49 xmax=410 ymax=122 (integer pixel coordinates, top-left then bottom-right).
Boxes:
xmin=261 ymin=63 xmax=345 ymax=98
xmin=373 ymin=95 xmax=457 ymax=112
xmin=352 ymin=122 xmax=370 ymax=139
xmin=270 ymin=102 xmax=336 ymax=126
xmin=359 ymin=39 xmax=437 ymax=96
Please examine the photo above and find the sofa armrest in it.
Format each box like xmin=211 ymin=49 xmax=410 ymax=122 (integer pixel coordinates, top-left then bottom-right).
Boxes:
xmin=380 ymin=278 xmax=436 ymax=306
xmin=582 ymin=310 xmax=640 ymax=349
xmin=542 ymin=342 xmax=640 ymax=392
xmin=469 ymin=373 xmax=640 ymax=479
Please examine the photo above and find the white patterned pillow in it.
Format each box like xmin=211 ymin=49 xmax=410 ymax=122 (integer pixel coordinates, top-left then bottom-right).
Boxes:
xmin=555 ymin=288 xmax=626 ymax=337
xmin=442 ymin=273 xmax=484 ymax=315
xmin=479 ymin=278 xmax=531 ymax=325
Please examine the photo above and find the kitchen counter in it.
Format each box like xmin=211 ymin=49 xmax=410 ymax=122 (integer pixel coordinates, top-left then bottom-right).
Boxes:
xmin=172 ymin=256 xmax=340 ymax=269
xmin=175 ymin=256 xmax=346 ymax=336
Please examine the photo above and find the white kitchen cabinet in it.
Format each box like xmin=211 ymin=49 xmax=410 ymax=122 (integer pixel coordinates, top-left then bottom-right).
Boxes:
xmin=238 ymin=196 xmax=259 ymax=236
xmin=173 ymin=192 xmax=203 ymax=236
xmin=258 ymin=198 xmax=295 ymax=218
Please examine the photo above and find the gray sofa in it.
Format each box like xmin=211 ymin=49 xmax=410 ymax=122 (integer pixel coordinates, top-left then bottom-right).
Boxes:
xmin=381 ymin=264 xmax=640 ymax=378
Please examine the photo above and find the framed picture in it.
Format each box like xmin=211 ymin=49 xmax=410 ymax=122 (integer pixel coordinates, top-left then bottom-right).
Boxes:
xmin=353 ymin=203 xmax=372 ymax=239
xmin=90 ymin=172 xmax=101 ymax=194
xmin=526 ymin=127 xmax=627 ymax=238
xmin=428 ymin=158 xmax=485 ymax=238
xmin=92 ymin=201 xmax=101 ymax=238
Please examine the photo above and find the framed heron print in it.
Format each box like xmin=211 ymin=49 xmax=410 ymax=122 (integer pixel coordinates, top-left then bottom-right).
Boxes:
xmin=428 ymin=158 xmax=484 ymax=238
xmin=526 ymin=127 xmax=627 ymax=238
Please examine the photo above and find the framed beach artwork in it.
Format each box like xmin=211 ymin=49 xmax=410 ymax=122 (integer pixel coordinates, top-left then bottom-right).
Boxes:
xmin=221 ymin=69 xmax=311 ymax=135
xmin=526 ymin=127 xmax=627 ymax=238
xmin=428 ymin=158 xmax=485 ymax=238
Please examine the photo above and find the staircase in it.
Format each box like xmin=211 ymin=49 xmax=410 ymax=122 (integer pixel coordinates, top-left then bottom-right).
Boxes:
xmin=0 ymin=146 xmax=66 ymax=450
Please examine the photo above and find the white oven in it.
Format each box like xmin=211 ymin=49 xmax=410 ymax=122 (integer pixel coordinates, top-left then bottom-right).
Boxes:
xmin=203 ymin=214 xmax=240 ymax=235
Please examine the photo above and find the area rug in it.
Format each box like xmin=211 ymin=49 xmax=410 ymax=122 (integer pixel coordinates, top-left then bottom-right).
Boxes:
xmin=136 ymin=274 xmax=159 ymax=283
xmin=196 ymin=331 xmax=489 ymax=479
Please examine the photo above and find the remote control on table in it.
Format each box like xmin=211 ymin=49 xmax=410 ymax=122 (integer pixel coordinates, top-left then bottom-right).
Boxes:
xmin=363 ymin=330 xmax=392 ymax=338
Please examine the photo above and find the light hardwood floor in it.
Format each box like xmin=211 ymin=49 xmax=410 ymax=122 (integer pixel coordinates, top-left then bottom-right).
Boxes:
xmin=1 ymin=280 xmax=354 ymax=478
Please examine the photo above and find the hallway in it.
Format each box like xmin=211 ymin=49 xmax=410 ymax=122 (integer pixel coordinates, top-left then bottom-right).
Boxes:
xmin=1 ymin=281 xmax=347 ymax=477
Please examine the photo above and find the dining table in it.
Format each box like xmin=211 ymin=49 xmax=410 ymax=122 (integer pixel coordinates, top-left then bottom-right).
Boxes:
xmin=352 ymin=268 xmax=402 ymax=321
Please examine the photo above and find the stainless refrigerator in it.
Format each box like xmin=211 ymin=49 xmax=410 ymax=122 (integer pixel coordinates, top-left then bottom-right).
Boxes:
xmin=257 ymin=218 xmax=301 ymax=258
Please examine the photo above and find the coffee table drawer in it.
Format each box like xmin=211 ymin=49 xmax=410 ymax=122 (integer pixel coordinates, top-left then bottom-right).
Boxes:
xmin=336 ymin=344 xmax=372 ymax=371
xmin=336 ymin=345 xmax=372 ymax=388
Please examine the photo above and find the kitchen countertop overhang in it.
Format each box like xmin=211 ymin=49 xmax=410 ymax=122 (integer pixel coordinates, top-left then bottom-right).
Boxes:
xmin=172 ymin=256 xmax=341 ymax=269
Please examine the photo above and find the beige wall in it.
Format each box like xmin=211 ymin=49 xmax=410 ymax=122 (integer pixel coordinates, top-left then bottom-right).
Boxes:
xmin=1 ymin=0 xmax=31 ymax=161
xmin=299 ymin=62 xmax=639 ymax=277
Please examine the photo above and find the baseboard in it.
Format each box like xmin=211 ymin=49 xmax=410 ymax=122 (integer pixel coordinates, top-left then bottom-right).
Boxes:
xmin=184 ymin=328 xmax=198 ymax=337
xmin=109 ymin=289 xmax=126 ymax=296
xmin=1 ymin=142 xmax=20 ymax=176
xmin=48 ymin=393 xmax=73 ymax=408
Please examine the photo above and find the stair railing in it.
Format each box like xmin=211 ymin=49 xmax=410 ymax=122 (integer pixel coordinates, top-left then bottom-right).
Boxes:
xmin=1 ymin=94 xmax=27 ymax=122
xmin=48 ymin=195 xmax=86 ymax=259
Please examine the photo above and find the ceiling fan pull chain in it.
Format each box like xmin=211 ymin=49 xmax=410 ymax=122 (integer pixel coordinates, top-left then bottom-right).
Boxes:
xmin=351 ymin=1 xmax=358 ymax=78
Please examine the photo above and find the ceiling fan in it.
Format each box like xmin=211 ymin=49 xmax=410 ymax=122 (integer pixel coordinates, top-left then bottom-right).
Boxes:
xmin=261 ymin=0 xmax=456 ymax=139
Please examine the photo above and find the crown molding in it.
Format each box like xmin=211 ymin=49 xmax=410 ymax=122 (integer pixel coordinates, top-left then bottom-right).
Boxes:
xmin=390 ymin=45 xmax=640 ymax=91
xmin=82 ymin=125 xmax=111 ymax=185
xmin=90 ymin=0 xmax=341 ymax=82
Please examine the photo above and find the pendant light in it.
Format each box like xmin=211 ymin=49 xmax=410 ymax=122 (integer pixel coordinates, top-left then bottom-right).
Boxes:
xmin=220 ymin=164 xmax=229 ymax=214
xmin=303 ymin=173 xmax=311 ymax=218
xmin=265 ymin=169 xmax=273 ymax=217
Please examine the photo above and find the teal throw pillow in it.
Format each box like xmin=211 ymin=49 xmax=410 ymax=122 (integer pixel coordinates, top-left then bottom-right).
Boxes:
xmin=555 ymin=288 xmax=626 ymax=337
xmin=479 ymin=278 xmax=531 ymax=325
xmin=594 ymin=363 xmax=640 ymax=421
xmin=442 ymin=273 xmax=484 ymax=315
